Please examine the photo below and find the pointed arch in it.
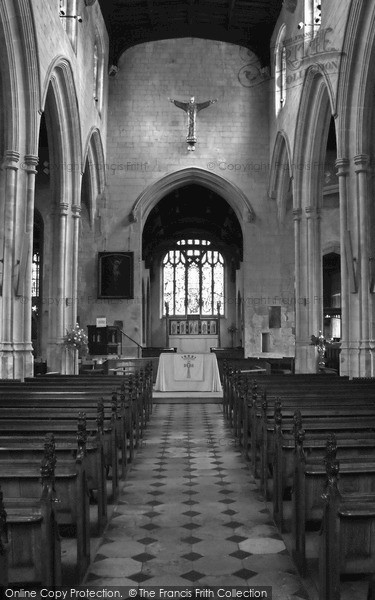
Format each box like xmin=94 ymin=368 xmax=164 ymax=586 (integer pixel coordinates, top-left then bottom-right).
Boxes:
xmin=269 ymin=130 xmax=293 ymax=223
xmin=293 ymin=66 xmax=336 ymax=211
xmin=81 ymin=127 xmax=106 ymax=223
xmin=82 ymin=127 xmax=106 ymax=191
xmin=0 ymin=1 xmax=20 ymax=154
xmin=41 ymin=57 xmax=82 ymax=207
xmin=18 ymin=0 xmax=41 ymax=156
xmin=130 ymin=167 xmax=255 ymax=227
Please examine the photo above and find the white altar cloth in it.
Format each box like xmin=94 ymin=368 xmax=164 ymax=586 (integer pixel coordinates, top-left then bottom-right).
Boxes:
xmin=155 ymin=352 xmax=222 ymax=392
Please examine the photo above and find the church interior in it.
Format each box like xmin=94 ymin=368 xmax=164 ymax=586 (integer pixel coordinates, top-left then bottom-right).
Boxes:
xmin=1 ymin=0 xmax=375 ymax=597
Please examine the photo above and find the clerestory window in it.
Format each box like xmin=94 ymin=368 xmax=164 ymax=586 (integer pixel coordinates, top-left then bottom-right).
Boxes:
xmin=163 ymin=239 xmax=224 ymax=316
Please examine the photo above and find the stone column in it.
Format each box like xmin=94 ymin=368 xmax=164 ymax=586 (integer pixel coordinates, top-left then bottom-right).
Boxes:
xmin=69 ymin=204 xmax=81 ymax=374
xmin=1 ymin=151 xmax=20 ymax=378
xmin=335 ymin=158 xmax=350 ymax=376
xmin=17 ymin=155 xmax=39 ymax=379
xmin=354 ymin=154 xmax=371 ymax=376
xmin=293 ymin=208 xmax=307 ymax=372
xmin=47 ymin=202 xmax=69 ymax=373
xmin=71 ymin=204 xmax=81 ymax=322
xmin=306 ymin=205 xmax=321 ymax=372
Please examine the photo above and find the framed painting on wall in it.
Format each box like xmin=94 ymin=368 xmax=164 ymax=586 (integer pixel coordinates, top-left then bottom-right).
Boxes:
xmin=98 ymin=252 xmax=134 ymax=299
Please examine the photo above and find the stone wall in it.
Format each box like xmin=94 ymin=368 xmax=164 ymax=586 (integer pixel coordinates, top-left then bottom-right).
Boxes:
xmin=77 ymin=37 xmax=296 ymax=357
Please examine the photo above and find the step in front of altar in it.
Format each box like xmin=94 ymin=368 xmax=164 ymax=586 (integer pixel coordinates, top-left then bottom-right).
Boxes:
xmin=153 ymin=390 xmax=223 ymax=403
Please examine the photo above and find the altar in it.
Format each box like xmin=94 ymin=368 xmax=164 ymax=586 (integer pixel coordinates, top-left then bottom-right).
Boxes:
xmin=155 ymin=352 xmax=222 ymax=392
xmin=169 ymin=335 xmax=218 ymax=353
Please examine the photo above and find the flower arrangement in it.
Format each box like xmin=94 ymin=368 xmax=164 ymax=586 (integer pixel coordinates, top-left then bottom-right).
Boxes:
xmin=63 ymin=323 xmax=88 ymax=356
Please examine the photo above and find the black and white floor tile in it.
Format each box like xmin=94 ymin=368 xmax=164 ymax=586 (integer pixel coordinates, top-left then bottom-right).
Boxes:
xmin=84 ymin=404 xmax=311 ymax=599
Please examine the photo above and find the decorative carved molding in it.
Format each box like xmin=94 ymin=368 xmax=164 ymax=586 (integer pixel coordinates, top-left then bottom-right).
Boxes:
xmin=305 ymin=206 xmax=320 ymax=218
xmin=72 ymin=204 xmax=82 ymax=218
xmin=354 ymin=153 xmax=369 ymax=173
xmin=3 ymin=150 xmax=20 ymax=172
xmin=59 ymin=203 xmax=69 ymax=216
xmin=23 ymin=154 xmax=39 ymax=174
xmin=335 ymin=157 xmax=350 ymax=175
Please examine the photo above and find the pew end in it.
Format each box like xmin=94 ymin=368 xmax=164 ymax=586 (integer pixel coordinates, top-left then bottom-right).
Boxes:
xmin=5 ymin=495 xmax=62 ymax=586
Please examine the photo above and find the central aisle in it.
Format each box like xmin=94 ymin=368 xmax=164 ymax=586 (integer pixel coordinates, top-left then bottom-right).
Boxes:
xmin=85 ymin=404 xmax=310 ymax=598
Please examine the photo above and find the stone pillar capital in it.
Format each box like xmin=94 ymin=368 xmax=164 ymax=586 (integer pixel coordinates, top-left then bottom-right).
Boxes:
xmin=354 ymin=154 xmax=370 ymax=172
xmin=292 ymin=208 xmax=302 ymax=221
xmin=305 ymin=206 xmax=320 ymax=219
xmin=71 ymin=204 xmax=82 ymax=218
xmin=23 ymin=154 xmax=39 ymax=175
xmin=335 ymin=157 xmax=349 ymax=175
xmin=58 ymin=203 xmax=69 ymax=216
xmin=3 ymin=150 xmax=20 ymax=170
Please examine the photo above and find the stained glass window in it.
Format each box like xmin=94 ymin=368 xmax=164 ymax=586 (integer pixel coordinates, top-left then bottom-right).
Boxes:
xmin=32 ymin=252 xmax=40 ymax=297
xmin=163 ymin=239 xmax=224 ymax=316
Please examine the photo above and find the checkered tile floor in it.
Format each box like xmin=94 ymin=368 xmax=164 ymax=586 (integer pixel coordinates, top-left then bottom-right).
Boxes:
xmin=84 ymin=404 xmax=310 ymax=598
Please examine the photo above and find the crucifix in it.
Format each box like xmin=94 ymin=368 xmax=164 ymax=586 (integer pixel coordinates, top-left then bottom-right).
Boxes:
xmin=184 ymin=358 xmax=194 ymax=379
xmin=168 ymin=96 xmax=218 ymax=151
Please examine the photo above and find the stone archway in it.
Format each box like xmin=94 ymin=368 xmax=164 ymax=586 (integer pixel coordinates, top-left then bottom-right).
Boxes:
xmin=39 ymin=59 xmax=82 ymax=373
xmin=131 ymin=167 xmax=255 ymax=227
xmin=139 ymin=172 xmax=247 ymax=350
xmin=292 ymin=67 xmax=335 ymax=373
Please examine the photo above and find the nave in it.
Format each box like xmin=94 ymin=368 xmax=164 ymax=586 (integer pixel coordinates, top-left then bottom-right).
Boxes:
xmin=84 ymin=403 xmax=311 ymax=598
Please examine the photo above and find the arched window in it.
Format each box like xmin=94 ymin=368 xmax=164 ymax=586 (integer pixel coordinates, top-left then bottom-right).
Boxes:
xmin=32 ymin=251 xmax=41 ymax=297
xmin=93 ymin=33 xmax=104 ymax=112
xmin=163 ymin=239 xmax=224 ymax=316
xmin=275 ymin=25 xmax=287 ymax=115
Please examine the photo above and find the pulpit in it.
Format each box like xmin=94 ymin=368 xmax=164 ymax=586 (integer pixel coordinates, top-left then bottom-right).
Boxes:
xmin=87 ymin=325 xmax=121 ymax=355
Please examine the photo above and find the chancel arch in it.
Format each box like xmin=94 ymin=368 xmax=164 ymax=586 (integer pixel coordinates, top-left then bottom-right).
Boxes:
xmin=131 ymin=167 xmax=255 ymax=225
xmin=142 ymin=182 xmax=244 ymax=352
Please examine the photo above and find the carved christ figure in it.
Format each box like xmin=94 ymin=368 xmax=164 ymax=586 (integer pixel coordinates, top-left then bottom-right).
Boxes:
xmin=168 ymin=96 xmax=218 ymax=150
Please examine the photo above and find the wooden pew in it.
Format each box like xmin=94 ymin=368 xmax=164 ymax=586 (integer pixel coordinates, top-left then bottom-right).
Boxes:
xmin=222 ymin=368 xmax=375 ymax=491
xmin=292 ymin=430 xmax=375 ymax=577
xmin=0 ymin=440 xmax=62 ymax=586
xmin=0 ymin=401 xmax=119 ymax=502
xmin=222 ymin=367 xmax=375 ymax=467
xmin=319 ymin=435 xmax=375 ymax=600
xmin=256 ymin=397 xmax=375 ymax=497
xmin=272 ymin=406 xmax=375 ymax=531
xmin=0 ymin=411 xmax=107 ymax=534
xmin=0 ymin=369 xmax=153 ymax=472
xmin=0 ymin=486 xmax=9 ymax=586
xmin=0 ymin=430 xmax=90 ymax=581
